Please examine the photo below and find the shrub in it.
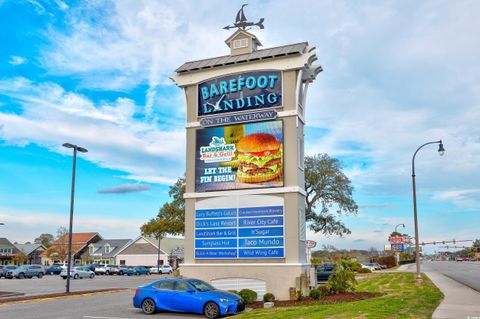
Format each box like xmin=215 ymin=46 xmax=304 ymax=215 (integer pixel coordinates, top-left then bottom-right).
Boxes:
xmin=228 ymin=290 xmax=238 ymax=295
xmin=296 ymin=290 xmax=304 ymax=301
xmin=357 ymin=267 xmax=372 ymax=273
xmin=328 ymin=267 xmax=357 ymax=294
xmin=375 ymin=256 xmax=397 ymax=268
xmin=239 ymin=289 xmax=257 ymax=304
xmin=338 ymin=259 xmax=362 ymax=272
xmin=317 ymin=284 xmax=332 ymax=296
xmin=309 ymin=289 xmax=320 ymax=300
xmin=263 ymin=293 xmax=275 ymax=302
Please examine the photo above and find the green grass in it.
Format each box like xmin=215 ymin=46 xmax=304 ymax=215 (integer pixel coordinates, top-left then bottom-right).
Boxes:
xmin=237 ymin=273 xmax=443 ymax=319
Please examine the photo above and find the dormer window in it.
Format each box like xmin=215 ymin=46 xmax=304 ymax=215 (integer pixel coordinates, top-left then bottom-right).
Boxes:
xmin=104 ymin=244 xmax=111 ymax=254
xmin=88 ymin=244 xmax=94 ymax=254
xmin=233 ymin=38 xmax=248 ymax=49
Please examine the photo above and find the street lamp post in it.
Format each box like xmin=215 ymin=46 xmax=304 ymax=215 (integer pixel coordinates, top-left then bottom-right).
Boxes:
xmin=395 ymin=223 xmax=405 ymax=234
xmin=411 ymin=140 xmax=445 ymax=281
xmin=63 ymin=143 xmax=88 ymax=293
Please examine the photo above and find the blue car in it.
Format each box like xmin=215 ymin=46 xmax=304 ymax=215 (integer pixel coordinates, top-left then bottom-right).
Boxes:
xmin=127 ymin=266 xmax=151 ymax=276
xmin=46 ymin=264 xmax=63 ymax=275
xmin=133 ymin=278 xmax=245 ymax=318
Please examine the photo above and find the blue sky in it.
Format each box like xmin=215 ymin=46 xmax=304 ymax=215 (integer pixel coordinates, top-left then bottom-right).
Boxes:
xmin=0 ymin=0 xmax=479 ymax=254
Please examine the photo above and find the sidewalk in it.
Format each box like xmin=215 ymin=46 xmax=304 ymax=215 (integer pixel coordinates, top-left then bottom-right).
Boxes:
xmin=425 ymin=271 xmax=480 ymax=319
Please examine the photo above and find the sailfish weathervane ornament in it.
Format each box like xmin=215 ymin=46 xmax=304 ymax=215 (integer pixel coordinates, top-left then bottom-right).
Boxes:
xmin=223 ymin=4 xmax=264 ymax=31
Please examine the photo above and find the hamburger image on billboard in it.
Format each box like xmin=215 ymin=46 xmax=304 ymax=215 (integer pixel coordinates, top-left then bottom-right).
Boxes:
xmin=195 ymin=120 xmax=283 ymax=192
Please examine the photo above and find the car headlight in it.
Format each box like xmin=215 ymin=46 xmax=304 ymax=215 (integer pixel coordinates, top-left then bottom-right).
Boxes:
xmin=219 ymin=298 xmax=230 ymax=303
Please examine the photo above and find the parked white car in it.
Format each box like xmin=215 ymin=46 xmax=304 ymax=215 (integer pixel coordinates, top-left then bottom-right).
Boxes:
xmin=150 ymin=265 xmax=173 ymax=274
xmin=361 ymin=263 xmax=376 ymax=271
xmin=61 ymin=266 xmax=95 ymax=279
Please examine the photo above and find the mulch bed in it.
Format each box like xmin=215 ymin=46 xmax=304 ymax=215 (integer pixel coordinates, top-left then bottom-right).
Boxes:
xmin=248 ymin=292 xmax=380 ymax=309
xmin=0 ymin=288 xmax=129 ymax=304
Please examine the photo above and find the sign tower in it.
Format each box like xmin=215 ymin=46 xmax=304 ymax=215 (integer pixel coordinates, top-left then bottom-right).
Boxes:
xmin=171 ymin=5 xmax=322 ymax=300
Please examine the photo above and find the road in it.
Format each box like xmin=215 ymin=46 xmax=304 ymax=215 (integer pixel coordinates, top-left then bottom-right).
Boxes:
xmin=422 ymin=261 xmax=480 ymax=292
xmin=401 ymin=260 xmax=480 ymax=291
xmin=0 ymin=290 xmax=202 ymax=319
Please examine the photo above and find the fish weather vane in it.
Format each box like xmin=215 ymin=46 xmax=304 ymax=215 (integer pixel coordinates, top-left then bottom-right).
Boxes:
xmin=223 ymin=4 xmax=264 ymax=31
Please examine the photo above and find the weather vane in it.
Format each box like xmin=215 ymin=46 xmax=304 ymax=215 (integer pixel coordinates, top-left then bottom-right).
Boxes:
xmin=223 ymin=4 xmax=264 ymax=31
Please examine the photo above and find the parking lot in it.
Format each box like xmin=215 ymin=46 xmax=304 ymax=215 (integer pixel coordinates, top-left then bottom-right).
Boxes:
xmin=0 ymin=273 xmax=167 ymax=297
xmin=0 ymin=274 xmax=205 ymax=319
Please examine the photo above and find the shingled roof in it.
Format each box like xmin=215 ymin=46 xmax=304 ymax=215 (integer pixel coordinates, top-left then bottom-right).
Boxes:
xmin=176 ymin=42 xmax=308 ymax=74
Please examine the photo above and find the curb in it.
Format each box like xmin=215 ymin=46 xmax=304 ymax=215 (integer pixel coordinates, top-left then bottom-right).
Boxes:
xmin=0 ymin=288 xmax=131 ymax=305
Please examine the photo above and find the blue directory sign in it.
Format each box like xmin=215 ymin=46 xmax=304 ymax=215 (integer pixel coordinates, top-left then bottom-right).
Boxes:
xmin=391 ymin=243 xmax=405 ymax=252
xmin=194 ymin=205 xmax=284 ymax=259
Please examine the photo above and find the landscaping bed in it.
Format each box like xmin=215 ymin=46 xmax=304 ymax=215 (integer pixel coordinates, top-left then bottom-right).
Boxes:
xmin=238 ymin=273 xmax=444 ymax=319
xmin=248 ymin=291 xmax=379 ymax=309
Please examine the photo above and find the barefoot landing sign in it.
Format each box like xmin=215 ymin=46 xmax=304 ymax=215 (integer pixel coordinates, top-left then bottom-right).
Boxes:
xmin=171 ymin=4 xmax=322 ymax=301
xmin=198 ymin=70 xmax=282 ymax=116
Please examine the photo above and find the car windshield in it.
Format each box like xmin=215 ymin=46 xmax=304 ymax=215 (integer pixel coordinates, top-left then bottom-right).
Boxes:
xmin=188 ymin=279 xmax=215 ymax=292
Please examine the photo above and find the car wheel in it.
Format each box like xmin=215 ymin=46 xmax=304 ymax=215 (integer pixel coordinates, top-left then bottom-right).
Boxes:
xmin=38 ymin=273 xmax=43 ymax=279
xmin=141 ymin=298 xmax=156 ymax=315
xmin=73 ymin=274 xmax=79 ymax=279
xmin=168 ymin=271 xmax=172 ymax=274
xmin=136 ymin=272 xmax=140 ymax=276
xmin=18 ymin=273 xmax=25 ymax=279
xmin=105 ymin=270 xmax=109 ymax=275
xmin=119 ymin=271 xmax=123 ymax=276
xmin=89 ymin=273 xmax=94 ymax=279
xmin=204 ymin=302 xmax=220 ymax=319
xmin=62 ymin=276 xmax=67 ymax=279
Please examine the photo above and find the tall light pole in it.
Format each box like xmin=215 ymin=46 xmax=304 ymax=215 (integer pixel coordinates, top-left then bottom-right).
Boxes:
xmin=63 ymin=143 xmax=88 ymax=293
xmin=412 ymin=140 xmax=445 ymax=281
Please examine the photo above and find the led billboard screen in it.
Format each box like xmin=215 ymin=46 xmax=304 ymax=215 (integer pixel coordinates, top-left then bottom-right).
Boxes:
xmin=195 ymin=120 xmax=283 ymax=192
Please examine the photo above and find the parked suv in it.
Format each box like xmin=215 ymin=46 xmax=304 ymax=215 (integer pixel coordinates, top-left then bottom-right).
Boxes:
xmin=150 ymin=264 xmax=173 ymax=274
xmin=5 ymin=265 xmax=45 ymax=279
xmin=95 ymin=264 xmax=120 ymax=275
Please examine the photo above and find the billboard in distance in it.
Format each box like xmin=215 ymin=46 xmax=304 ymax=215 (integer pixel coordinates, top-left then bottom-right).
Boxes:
xmin=195 ymin=120 xmax=283 ymax=192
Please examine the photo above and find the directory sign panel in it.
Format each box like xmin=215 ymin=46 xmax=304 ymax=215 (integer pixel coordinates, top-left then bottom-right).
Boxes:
xmin=198 ymin=70 xmax=282 ymax=117
xmin=391 ymin=243 xmax=405 ymax=252
xmin=195 ymin=120 xmax=283 ymax=192
xmin=194 ymin=205 xmax=285 ymax=259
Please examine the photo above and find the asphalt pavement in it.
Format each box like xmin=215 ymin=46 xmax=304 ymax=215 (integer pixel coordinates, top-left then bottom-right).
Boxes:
xmin=0 ymin=290 xmax=202 ymax=319
xmin=0 ymin=274 xmax=165 ymax=296
xmin=422 ymin=260 xmax=480 ymax=292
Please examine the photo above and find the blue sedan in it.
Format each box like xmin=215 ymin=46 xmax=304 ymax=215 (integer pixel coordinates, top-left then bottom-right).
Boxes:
xmin=127 ymin=266 xmax=151 ymax=276
xmin=133 ymin=278 xmax=245 ymax=318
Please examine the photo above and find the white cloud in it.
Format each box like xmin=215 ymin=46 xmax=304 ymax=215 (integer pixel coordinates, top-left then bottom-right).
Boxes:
xmin=9 ymin=56 xmax=27 ymax=65
xmin=0 ymin=209 xmax=143 ymax=243
xmin=0 ymin=77 xmax=185 ymax=184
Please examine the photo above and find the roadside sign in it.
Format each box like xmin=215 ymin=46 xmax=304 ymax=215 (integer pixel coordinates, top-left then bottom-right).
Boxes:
xmin=391 ymin=243 xmax=405 ymax=252
xmin=306 ymin=240 xmax=317 ymax=249
xmin=389 ymin=236 xmax=405 ymax=244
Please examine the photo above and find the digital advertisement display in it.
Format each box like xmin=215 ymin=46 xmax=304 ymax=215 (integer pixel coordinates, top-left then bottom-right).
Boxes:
xmin=198 ymin=70 xmax=282 ymax=117
xmin=194 ymin=205 xmax=285 ymax=259
xmin=195 ymin=120 xmax=283 ymax=192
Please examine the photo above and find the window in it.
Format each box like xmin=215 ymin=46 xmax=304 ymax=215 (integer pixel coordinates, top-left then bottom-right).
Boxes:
xmin=104 ymin=244 xmax=111 ymax=254
xmin=154 ymin=280 xmax=175 ymax=290
xmin=88 ymin=244 xmax=94 ymax=254
xmin=174 ymin=281 xmax=191 ymax=292
xmin=233 ymin=38 xmax=248 ymax=49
